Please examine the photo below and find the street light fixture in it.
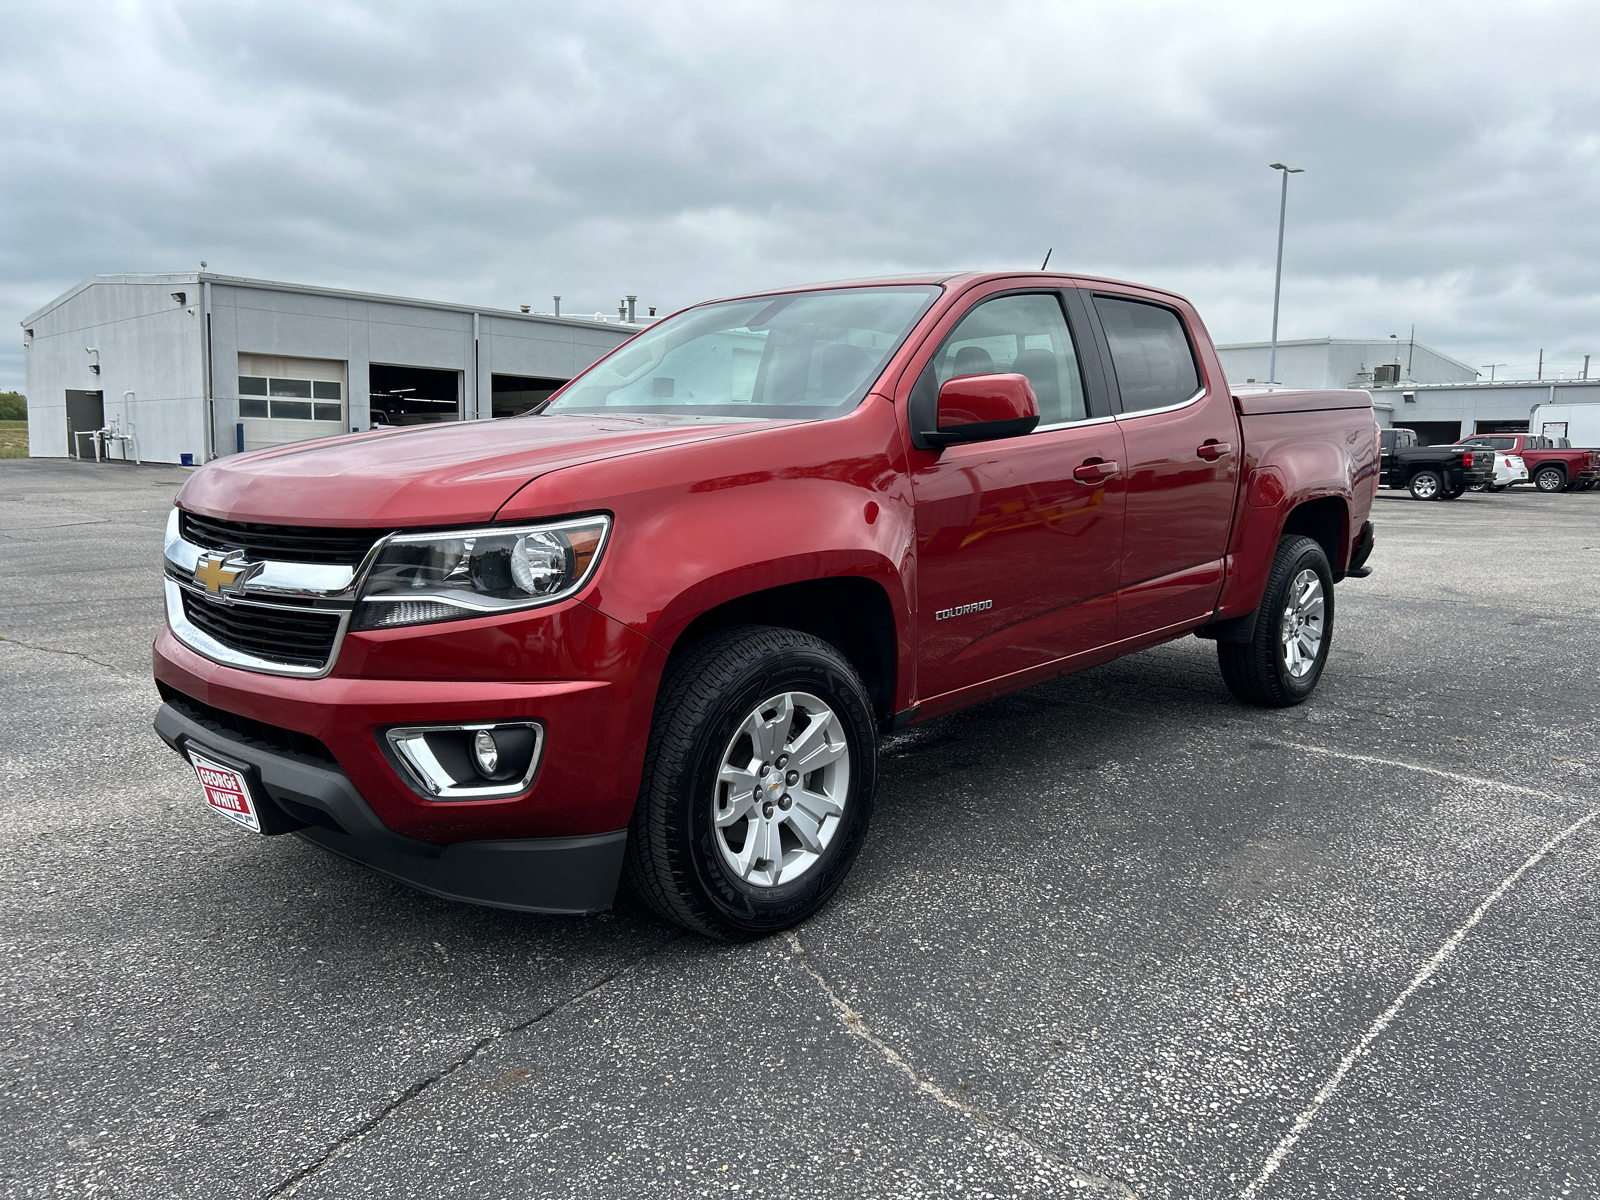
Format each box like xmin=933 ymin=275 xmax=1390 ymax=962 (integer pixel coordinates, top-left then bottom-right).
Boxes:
xmin=1268 ymin=162 xmax=1304 ymax=386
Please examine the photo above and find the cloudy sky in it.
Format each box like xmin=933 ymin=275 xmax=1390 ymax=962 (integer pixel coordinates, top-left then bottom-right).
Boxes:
xmin=6 ymin=0 xmax=1600 ymax=392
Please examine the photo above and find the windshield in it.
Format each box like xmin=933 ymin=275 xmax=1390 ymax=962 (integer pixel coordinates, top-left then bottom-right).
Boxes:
xmin=544 ymin=286 xmax=940 ymax=419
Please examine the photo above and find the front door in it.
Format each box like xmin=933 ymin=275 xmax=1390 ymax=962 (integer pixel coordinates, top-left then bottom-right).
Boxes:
xmin=1088 ymin=292 xmax=1240 ymax=636
xmin=907 ymin=289 xmax=1126 ymax=701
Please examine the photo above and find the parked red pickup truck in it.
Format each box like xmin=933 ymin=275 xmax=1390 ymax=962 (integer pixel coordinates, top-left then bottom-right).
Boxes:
xmin=1452 ymin=433 xmax=1600 ymax=492
xmin=154 ymin=271 xmax=1377 ymax=939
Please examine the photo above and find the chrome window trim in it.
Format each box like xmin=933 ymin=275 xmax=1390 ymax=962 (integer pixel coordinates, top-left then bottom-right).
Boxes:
xmin=385 ymin=721 xmax=545 ymax=800
xmin=1032 ymin=412 xmax=1118 ymax=434
xmin=1112 ymin=386 xmax=1209 ymax=422
xmin=164 ymin=578 xmax=351 ymax=679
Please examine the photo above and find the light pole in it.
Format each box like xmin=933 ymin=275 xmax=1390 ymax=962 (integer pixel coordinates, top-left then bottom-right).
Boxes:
xmin=1268 ymin=162 xmax=1304 ymax=385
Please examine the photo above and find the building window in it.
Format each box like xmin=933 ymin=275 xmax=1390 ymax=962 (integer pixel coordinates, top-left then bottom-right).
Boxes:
xmin=239 ymin=375 xmax=343 ymax=421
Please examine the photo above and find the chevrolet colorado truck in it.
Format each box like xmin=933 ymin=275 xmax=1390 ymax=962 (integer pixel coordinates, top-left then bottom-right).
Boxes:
xmin=1452 ymin=433 xmax=1600 ymax=493
xmin=153 ymin=271 xmax=1378 ymax=939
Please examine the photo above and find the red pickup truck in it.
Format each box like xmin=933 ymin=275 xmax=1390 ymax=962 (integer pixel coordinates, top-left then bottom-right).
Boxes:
xmin=1452 ymin=433 xmax=1600 ymax=492
xmin=153 ymin=271 xmax=1377 ymax=939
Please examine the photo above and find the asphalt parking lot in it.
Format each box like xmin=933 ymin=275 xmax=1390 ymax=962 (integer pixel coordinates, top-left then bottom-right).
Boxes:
xmin=2 ymin=458 xmax=1597 ymax=1200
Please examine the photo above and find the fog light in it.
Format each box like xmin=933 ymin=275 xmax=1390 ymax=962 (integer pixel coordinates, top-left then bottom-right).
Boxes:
xmin=384 ymin=721 xmax=544 ymax=800
xmin=473 ymin=729 xmax=499 ymax=776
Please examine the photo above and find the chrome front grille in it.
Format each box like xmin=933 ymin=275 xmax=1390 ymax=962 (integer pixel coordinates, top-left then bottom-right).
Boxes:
xmin=179 ymin=591 xmax=342 ymax=669
xmin=178 ymin=511 xmax=383 ymax=566
xmin=164 ymin=509 xmax=389 ymax=678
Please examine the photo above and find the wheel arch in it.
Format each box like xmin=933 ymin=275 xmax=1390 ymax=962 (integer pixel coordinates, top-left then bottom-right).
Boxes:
xmin=672 ymin=576 xmax=900 ymax=728
xmin=1279 ymin=496 xmax=1348 ymax=576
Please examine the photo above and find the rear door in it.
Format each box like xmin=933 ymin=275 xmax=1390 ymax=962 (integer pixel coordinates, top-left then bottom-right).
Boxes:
xmin=1081 ymin=288 xmax=1241 ymax=637
xmin=902 ymin=283 xmax=1126 ymax=700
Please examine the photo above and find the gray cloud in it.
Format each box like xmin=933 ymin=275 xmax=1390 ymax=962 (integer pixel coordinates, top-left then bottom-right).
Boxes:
xmin=6 ymin=0 xmax=1600 ymax=390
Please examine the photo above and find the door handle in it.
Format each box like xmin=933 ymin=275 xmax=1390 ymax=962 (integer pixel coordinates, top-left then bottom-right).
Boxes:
xmin=1073 ymin=459 xmax=1120 ymax=483
xmin=1197 ymin=441 xmax=1233 ymax=461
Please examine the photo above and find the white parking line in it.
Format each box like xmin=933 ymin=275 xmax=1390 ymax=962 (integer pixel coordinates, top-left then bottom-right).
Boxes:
xmin=1238 ymin=802 xmax=1600 ymax=1199
xmin=1258 ymin=738 xmax=1574 ymax=801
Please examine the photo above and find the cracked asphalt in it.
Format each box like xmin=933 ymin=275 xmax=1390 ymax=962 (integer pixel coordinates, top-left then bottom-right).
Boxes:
xmin=2 ymin=457 xmax=1597 ymax=1200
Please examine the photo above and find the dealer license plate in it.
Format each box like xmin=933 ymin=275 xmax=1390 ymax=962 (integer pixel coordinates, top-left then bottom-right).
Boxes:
xmin=187 ymin=749 xmax=263 ymax=833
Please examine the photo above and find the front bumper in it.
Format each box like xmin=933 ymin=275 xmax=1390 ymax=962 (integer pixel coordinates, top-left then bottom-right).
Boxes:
xmin=154 ymin=694 xmax=627 ymax=914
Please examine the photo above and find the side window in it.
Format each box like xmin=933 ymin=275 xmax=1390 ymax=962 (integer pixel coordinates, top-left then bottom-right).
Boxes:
xmin=918 ymin=293 xmax=1088 ymax=428
xmin=1093 ymin=296 xmax=1201 ymax=413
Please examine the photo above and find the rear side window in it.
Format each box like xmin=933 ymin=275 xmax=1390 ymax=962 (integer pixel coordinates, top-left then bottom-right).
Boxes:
xmin=1093 ymin=296 xmax=1201 ymax=413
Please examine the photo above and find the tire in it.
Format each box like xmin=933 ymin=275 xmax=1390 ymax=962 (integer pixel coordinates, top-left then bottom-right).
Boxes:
xmin=623 ymin=625 xmax=877 ymax=940
xmin=1217 ymin=535 xmax=1335 ymax=708
xmin=1468 ymin=482 xmax=1487 ymax=492
xmin=1440 ymin=484 xmax=1464 ymax=500
xmin=1535 ymin=466 xmax=1566 ymax=492
xmin=1408 ymin=470 xmax=1443 ymax=500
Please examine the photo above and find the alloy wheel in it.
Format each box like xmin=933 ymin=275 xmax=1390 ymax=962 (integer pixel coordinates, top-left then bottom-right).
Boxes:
xmin=712 ymin=691 xmax=850 ymax=888
xmin=1279 ymin=569 xmax=1326 ymax=679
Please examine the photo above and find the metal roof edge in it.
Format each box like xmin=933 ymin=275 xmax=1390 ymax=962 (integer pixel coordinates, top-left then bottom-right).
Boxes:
xmin=1372 ymin=378 xmax=1600 ymax=391
xmin=1214 ymin=336 xmax=1477 ymax=375
xmin=23 ymin=271 xmax=648 ymax=334
xmin=197 ymin=272 xmax=648 ymax=331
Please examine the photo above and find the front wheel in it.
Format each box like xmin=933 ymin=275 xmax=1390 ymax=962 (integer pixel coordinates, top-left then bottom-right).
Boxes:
xmin=624 ymin=625 xmax=877 ymax=940
xmin=1408 ymin=470 xmax=1443 ymax=500
xmin=1217 ymin=535 xmax=1335 ymax=707
xmin=1535 ymin=466 xmax=1566 ymax=492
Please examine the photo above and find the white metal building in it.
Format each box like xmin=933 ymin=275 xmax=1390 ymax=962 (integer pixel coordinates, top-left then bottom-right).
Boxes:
xmin=20 ymin=272 xmax=647 ymax=464
xmin=1370 ymin=379 xmax=1600 ymax=444
xmin=1210 ymin=335 xmax=1600 ymax=442
xmin=1213 ymin=336 xmax=1478 ymax=391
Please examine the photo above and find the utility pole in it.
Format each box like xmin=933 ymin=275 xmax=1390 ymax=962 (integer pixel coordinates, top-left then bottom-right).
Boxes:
xmin=1267 ymin=163 xmax=1304 ymax=385
xmin=1408 ymin=324 xmax=1415 ymax=377
xmin=1538 ymin=348 xmax=1543 ymax=380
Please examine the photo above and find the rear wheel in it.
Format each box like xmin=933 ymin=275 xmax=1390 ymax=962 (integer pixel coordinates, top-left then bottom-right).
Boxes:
xmin=1217 ymin=535 xmax=1334 ymax=707
xmin=624 ymin=625 xmax=876 ymax=940
xmin=1535 ymin=466 xmax=1566 ymax=492
xmin=1441 ymin=484 xmax=1465 ymax=500
xmin=1408 ymin=470 xmax=1442 ymax=500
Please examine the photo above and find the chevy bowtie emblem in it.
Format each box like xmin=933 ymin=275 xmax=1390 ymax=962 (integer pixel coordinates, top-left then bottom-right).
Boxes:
xmin=193 ymin=551 xmax=260 ymax=599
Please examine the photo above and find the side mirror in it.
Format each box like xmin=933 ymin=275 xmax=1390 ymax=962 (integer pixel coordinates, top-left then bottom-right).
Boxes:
xmin=921 ymin=373 xmax=1040 ymax=447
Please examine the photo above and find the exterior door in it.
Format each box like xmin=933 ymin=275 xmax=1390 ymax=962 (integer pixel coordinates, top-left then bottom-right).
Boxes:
xmin=65 ymin=390 xmax=104 ymax=458
xmin=1087 ymin=292 xmax=1240 ymax=636
xmin=907 ymin=289 xmax=1126 ymax=700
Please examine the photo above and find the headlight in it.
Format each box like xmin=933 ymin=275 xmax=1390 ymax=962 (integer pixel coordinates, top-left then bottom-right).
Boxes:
xmin=353 ymin=515 xmax=610 ymax=630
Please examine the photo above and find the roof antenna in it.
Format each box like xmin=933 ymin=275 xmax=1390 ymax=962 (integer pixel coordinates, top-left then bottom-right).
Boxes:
xmin=1039 ymin=248 xmax=1053 ymax=270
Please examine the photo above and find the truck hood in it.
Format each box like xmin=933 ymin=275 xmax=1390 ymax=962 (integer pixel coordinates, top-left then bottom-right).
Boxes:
xmin=177 ymin=414 xmax=777 ymax=527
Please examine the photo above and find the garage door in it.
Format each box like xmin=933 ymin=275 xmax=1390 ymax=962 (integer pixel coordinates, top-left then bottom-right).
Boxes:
xmin=237 ymin=354 xmax=347 ymax=452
